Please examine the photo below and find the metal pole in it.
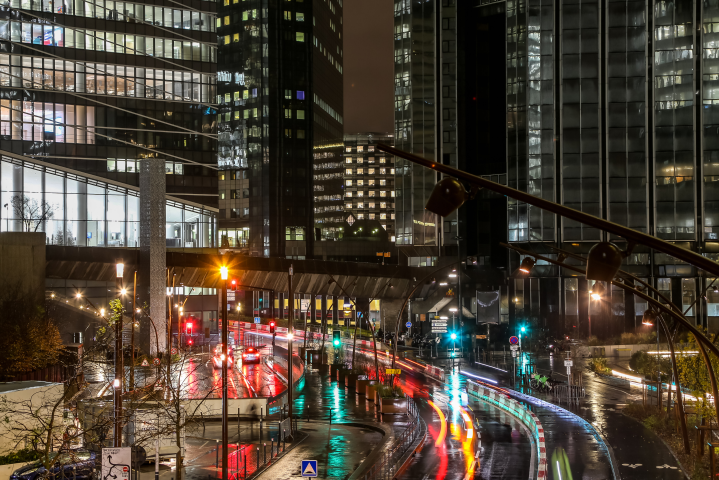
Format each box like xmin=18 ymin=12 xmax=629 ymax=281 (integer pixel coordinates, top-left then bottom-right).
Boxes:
xmin=130 ymin=270 xmax=136 ymax=391
xmin=288 ymin=265 xmax=294 ymax=431
xmin=377 ymin=143 xmax=719 ymax=278
xmin=113 ymin=261 xmax=123 ymax=447
xmin=222 ymin=276 xmax=229 ymax=480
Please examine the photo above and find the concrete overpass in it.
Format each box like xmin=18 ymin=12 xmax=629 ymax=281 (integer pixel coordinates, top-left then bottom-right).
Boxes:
xmin=45 ymin=246 xmax=440 ymax=300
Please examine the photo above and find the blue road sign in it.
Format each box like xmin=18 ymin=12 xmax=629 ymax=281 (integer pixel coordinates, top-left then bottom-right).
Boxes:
xmin=254 ymin=317 xmax=261 ymax=323
xmin=301 ymin=460 xmax=318 ymax=477
xmin=405 ymin=322 xmax=412 ymax=328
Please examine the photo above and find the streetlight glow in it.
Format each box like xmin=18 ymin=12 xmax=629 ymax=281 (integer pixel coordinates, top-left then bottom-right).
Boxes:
xmin=115 ymin=262 xmax=124 ymax=278
xmin=76 ymin=292 xmax=82 ymax=299
xmin=120 ymin=288 xmax=127 ymax=295
xmin=100 ymin=308 xmax=105 ymax=316
xmin=113 ymin=379 xmax=120 ymax=388
xmin=287 ymin=333 xmax=294 ymax=340
xmin=220 ymin=266 xmax=228 ymax=280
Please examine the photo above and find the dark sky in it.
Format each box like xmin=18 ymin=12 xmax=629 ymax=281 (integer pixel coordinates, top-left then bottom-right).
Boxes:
xmin=343 ymin=0 xmax=394 ymax=134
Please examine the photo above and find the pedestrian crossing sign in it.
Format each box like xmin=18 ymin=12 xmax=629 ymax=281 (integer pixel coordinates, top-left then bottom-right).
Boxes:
xmin=301 ymin=460 xmax=318 ymax=477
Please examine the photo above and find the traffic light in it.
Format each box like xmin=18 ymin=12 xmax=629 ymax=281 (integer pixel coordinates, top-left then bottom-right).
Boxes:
xmin=230 ymin=279 xmax=238 ymax=291
xmin=520 ymin=326 xmax=526 ymax=333
xmin=269 ymin=320 xmax=276 ymax=334
xmin=333 ymin=330 xmax=341 ymax=347
xmin=450 ymin=333 xmax=457 ymax=340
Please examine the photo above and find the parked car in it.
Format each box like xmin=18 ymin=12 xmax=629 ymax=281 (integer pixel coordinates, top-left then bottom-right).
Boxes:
xmin=11 ymin=449 xmax=97 ymax=480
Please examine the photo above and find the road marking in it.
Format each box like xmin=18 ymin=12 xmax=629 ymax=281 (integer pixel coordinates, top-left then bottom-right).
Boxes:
xmin=622 ymin=463 xmax=642 ymax=468
xmin=656 ymin=464 xmax=678 ymax=469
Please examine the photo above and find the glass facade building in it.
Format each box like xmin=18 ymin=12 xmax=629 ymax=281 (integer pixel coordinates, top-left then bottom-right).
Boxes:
xmin=1 ymin=153 xmax=216 ymax=247
xmin=393 ymin=0 xmax=458 ymax=250
xmin=217 ymin=0 xmax=343 ymax=258
xmin=0 ymin=0 xmax=218 ymax=208
xmin=504 ymin=0 xmax=719 ymax=335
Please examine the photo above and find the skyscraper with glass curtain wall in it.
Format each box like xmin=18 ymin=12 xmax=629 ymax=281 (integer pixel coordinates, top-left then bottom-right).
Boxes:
xmin=506 ymin=0 xmax=719 ymax=336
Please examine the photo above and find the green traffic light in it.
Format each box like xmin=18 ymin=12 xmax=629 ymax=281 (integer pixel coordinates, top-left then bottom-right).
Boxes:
xmin=333 ymin=340 xmax=340 ymax=346
xmin=521 ymin=326 xmax=526 ymax=332
xmin=450 ymin=333 xmax=457 ymax=340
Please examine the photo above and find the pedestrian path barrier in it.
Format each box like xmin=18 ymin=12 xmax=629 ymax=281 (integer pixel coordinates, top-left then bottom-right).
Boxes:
xmin=466 ymin=380 xmax=547 ymax=478
xmin=358 ymin=399 xmax=426 ymax=480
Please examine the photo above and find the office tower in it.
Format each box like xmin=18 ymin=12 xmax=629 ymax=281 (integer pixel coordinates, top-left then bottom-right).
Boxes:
xmin=505 ymin=0 xmax=719 ymax=335
xmin=342 ymin=133 xmax=396 ymax=240
xmin=217 ymin=0 xmax=344 ymax=258
xmin=0 ymin=0 xmax=219 ymax=247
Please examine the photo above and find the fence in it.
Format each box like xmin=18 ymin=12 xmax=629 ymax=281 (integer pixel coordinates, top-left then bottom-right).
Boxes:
xmin=220 ymin=433 xmax=295 ymax=480
xmin=553 ymin=385 xmax=586 ymax=405
xmin=359 ymin=399 xmax=425 ymax=480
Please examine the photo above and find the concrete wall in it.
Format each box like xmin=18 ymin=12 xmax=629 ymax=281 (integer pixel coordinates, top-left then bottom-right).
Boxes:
xmin=0 ymin=232 xmax=45 ymax=299
xmin=571 ymin=343 xmax=670 ymax=358
xmin=0 ymin=381 xmax=64 ymax=455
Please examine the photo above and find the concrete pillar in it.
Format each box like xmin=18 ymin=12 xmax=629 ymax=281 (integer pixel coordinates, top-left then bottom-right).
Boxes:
xmin=139 ymin=159 xmax=166 ymax=354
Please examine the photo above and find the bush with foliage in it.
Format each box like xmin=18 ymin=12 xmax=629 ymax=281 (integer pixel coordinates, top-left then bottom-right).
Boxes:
xmin=0 ymin=448 xmax=40 ymax=466
xmin=376 ymin=384 xmax=405 ymax=398
xmin=588 ymin=356 xmax=611 ymax=374
xmin=629 ymin=351 xmax=672 ymax=380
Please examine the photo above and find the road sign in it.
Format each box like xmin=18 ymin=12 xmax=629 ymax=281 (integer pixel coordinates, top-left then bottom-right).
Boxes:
xmin=405 ymin=322 xmax=412 ymax=328
xmin=511 ymin=351 xmax=518 ymax=357
xmin=141 ymin=359 xmax=149 ymax=367
xmin=171 ymin=347 xmax=178 ymax=355
xmin=301 ymin=460 xmax=318 ymax=477
xmin=509 ymin=336 xmax=519 ymax=345
xmin=102 ymin=447 xmax=131 ymax=480
xmin=564 ymin=360 xmax=573 ymax=367
xmin=152 ymin=358 xmax=160 ymax=366
xmin=510 ymin=345 xmax=519 ymax=351
xmin=431 ymin=329 xmax=448 ymax=333
xmin=254 ymin=317 xmax=261 ymax=323
xmin=227 ymin=291 xmax=236 ymax=301
xmin=435 ymin=337 xmax=441 ymax=343
xmin=385 ymin=369 xmax=401 ymax=375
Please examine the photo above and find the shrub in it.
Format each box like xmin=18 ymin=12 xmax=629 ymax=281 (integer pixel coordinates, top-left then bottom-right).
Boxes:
xmin=0 ymin=448 xmax=40 ymax=466
xmin=376 ymin=384 xmax=405 ymax=398
xmin=589 ymin=356 xmax=611 ymax=374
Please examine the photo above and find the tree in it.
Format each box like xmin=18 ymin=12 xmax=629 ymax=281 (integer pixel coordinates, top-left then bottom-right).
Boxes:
xmin=11 ymin=195 xmax=54 ymax=232
xmin=0 ymin=284 xmax=64 ymax=380
xmin=53 ymin=228 xmax=76 ymax=246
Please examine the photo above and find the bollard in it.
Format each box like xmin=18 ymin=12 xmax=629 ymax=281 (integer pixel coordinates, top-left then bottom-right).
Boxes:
xmin=256 ymin=447 xmax=259 ymax=470
xmin=244 ymin=453 xmax=247 ymax=479
xmin=263 ymin=443 xmax=267 ymax=464
xmin=283 ymin=430 xmax=286 ymax=450
xmin=271 ymin=438 xmax=274 ymax=457
xmin=215 ymin=440 xmax=219 ymax=471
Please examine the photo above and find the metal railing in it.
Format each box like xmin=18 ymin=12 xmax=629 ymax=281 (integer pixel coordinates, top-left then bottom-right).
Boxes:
xmin=553 ymin=384 xmax=586 ymax=405
xmin=360 ymin=399 xmax=425 ymax=480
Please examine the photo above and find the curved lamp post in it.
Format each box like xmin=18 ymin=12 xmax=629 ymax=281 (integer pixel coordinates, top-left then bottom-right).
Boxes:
xmin=504 ymin=242 xmax=719 ymax=443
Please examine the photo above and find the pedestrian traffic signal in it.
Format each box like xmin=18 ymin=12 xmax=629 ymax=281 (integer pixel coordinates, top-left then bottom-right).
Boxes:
xmin=333 ymin=330 xmax=341 ymax=347
xmin=269 ymin=320 xmax=276 ymax=334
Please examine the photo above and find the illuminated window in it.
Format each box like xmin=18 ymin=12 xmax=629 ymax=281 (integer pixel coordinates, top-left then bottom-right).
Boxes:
xmin=345 ymin=180 xmax=352 ymax=186
xmin=380 ymin=191 xmax=387 ymax=197
xmin=357 ymin=203 xmax=364 ymax=208
xmin=357 ymin=180 xmax=364 ymax=186
xmin=296 ymin=32 xmax=305 ymax=42
xmin=357 ymin=146 xmax=364 ymax=152
xmin=379 ymin=157 xmax=386 ymax=163
xmin=380 ymin=202 xmax=387 ymax=209
xmin=285 ymin=109 xmax=291 ymax=118
xmin=224 ymin=36 xmax=230 ymax=44
xmin=379 ymin=179 xmax=386 ymax=186
xmin=284 ymin=11 xmax=291 ymax=20
xmin=345 ymin=169 xmax=353 ymax=174
xmin=346 ymin=147 xmax=352 ymax=152
xmin=369 ymin=202 xmax=375 ymax=209
xmin=297 ymin=12 xmax=305 ymax=21
xmin=285 ymin=90 xmax=292 ymax=99
xmin=369 ymin=191 xmax=376 ymax=197
xmin=297 ymin=110 xmax=305 ymax=119
xmin=224 ymin=16 xmax=230 ymax=25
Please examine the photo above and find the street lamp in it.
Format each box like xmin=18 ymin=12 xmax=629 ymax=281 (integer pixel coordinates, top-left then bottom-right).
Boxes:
xmin=642 ymin=308 xmax=658 ymax=326
xmin=219 ymin=264 xmax=229 ymax=480
xmin=518 ymin=257 xmax=535 ymax=274
xmin=588 ymin=282 xmax=604 ymax=337
xmin=114 ymin=260 xmax=123 ymax=448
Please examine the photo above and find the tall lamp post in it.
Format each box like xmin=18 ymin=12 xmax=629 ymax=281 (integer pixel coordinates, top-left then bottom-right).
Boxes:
xmin=219 ymin=264 xmax=229 ymax=480
xmin=114 ymin=260 xmax=124 ymax=448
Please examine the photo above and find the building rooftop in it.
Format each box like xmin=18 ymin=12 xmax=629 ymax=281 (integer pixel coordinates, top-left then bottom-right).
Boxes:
xmin=0 ymin=381 xmax=61 ymax=394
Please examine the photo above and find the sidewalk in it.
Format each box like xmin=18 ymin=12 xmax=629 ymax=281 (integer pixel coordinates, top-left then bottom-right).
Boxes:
xmin=467 ymin=355 xmax=687 ymax=479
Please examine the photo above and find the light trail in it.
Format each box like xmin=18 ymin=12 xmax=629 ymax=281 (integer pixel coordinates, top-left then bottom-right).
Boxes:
xmin=428 ymin=399 xmax=447 ymax=447
xmin=460 ymin=370 xmax=498 ymax=384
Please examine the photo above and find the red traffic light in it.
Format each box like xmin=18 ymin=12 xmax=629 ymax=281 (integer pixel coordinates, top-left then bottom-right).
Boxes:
xmin=188 ymin=339 xmax=193 ymax=345
xmin=269 ymin=320 xmax=276 ymax=334
xmin=230 ymin=278 xmax=238 ymax=291
xmin=187 ymin=322 xmax=193 ymax=329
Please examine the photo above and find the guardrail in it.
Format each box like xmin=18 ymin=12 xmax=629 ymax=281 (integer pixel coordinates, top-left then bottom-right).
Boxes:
xmin=466 ymin=380 xmax=545 ymax=478
xmin=359 ymin=399 xmax=425 ymax=480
